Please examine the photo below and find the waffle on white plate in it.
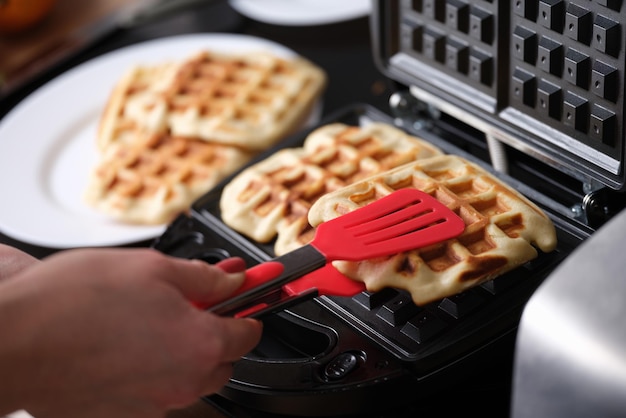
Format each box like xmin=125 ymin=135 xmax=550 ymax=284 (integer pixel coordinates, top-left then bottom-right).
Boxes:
xmin=219 ymin=122 xmax=444 ymax=255
xmin=307 ymin=154 xmax=558 ymax=305
xmin=164 ymin=50 xmax=326 ymax=150
xmin=97 ymin=62 xmax=181 ymax=151
xmin=97 ymin=50 xmax=327 ymax=152
xmin=85 ymin=132 xmax=253 ymax=225
xmin=86 ymin=49 xmax=326 ymax=225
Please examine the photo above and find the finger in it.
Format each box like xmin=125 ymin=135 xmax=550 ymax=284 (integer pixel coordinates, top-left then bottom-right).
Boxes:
xmin=0 ymin=244 xmax=39 ymax=281
xmin=215 ymin=257 xmax=246 ymax=274
xmin=208 ymin=316 xmax=263 ymax=362
xmin=159 ymin=257 xmax=247 ymax=305
xmin=182 ymin=257 xmax=247 ymax=306
xmin=198 ymin=363 xmax=235 ymax=396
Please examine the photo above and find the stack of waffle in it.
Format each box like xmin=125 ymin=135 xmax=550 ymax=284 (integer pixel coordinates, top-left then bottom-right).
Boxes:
xmin=85 ymin=50 xmax=327 ymax=225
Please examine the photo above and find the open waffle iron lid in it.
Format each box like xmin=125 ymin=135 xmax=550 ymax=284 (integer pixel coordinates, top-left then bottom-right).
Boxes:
xmin=370 ymin=0 xmax=626 ymax=191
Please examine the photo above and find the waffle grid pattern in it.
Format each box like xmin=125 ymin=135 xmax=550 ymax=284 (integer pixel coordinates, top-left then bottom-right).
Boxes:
xmin=220 ymin=123 xmax=444 ymax=255
xmin=392 ymin=0 xmax=625 ymax=187
xmin=86 ymin=133 xmax=252 ymax=224
xmin=160 ymin=51 xmax=325 ymax=150
xmin=87 ymin=49 xmax=325 ymax=224
xmin=98 ymin=63 xmax=178 ymax=151
xmin=308 ymin=154 xmax=557 ymax=305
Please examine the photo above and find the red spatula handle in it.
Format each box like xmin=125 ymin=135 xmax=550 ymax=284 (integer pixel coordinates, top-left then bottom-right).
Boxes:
xmin=208 ymin=189 xmax=464 ymax=316
xmin=233 ymin=264 xmax=366 ymax=318
xmin=283 ymin=264 xmax=365 ymax=297
xmin=236 ymin=261 xmax=285 ymax=294
xmin=209 ymin=244 xmax=327 ymax=316
xmin=200 ymin=261 xmax=363 ymax=316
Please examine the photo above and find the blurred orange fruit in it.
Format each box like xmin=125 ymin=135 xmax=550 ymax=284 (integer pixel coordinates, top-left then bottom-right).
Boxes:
xmin=0 ymin=0 xmax=57 ymax=34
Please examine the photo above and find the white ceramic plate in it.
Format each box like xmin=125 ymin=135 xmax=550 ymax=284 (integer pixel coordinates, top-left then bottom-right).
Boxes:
xmin=3 ymin=411 xmax=34 ymax=418
xmin=228 ymin=0 xmax=371 ymax=26
xmin=0 ymin=33 xmax=308 ymax=249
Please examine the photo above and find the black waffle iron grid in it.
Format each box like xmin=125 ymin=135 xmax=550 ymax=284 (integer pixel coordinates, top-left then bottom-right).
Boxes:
xmin=379 ymin=0 xmax=626 ymax=190
xmin=152 ymin=1 xmax=626 ymax=416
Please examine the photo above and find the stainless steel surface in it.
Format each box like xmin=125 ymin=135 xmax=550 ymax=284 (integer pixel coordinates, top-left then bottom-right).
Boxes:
xmin=511 ymin=207 xmax=626 ymax=418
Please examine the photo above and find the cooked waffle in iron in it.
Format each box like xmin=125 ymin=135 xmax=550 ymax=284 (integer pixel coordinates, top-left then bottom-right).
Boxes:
xmin=307 ymin=154 xmax=558 ymax=306
xmin=220 ymin=122 xmax=444 ymax=255
xmin=85 ymin=132 xmax=253 ymax=225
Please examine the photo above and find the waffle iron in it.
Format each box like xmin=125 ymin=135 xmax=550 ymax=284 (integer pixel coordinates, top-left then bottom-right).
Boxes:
xmin=152 ymin=1 xmax=626 ymax=416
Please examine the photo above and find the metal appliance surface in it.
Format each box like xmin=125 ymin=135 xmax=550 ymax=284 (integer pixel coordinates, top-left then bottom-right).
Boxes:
xmin=152 ymin=1 xmax=626 ymax=416
xmin=152 ymin=104 xmax=591 ymax=417
xmin=368 ymin=3 xmax=626 ymax=415
xmin=511 ymin=205 xmax=626 ymax=418
xmin=372 ymin=0 xmax=626 ymax=191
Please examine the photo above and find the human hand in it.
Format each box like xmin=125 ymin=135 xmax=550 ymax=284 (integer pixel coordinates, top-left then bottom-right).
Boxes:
xmin=0 ymin=244 xmax=39 ymax=281
xmin=0 ymin=248 xmax=264 ymax=418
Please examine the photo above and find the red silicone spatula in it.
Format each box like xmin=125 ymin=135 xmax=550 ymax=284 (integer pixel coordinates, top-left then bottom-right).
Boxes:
xmin=209 ymin=188 xmax=465 ymax=317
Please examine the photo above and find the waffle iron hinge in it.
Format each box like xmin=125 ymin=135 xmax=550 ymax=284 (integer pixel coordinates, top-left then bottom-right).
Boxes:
xmin=398 ymin=86 xmax=547 ymax=175
xmin=389 ymin=87 xmax=626 ymax=229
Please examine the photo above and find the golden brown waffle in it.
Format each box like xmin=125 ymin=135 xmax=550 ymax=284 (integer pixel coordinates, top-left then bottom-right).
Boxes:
xmin=85 ymin=132 xmax=253 ymax=225
xmin=164 ymin=50 xmax=326 ymax=150
xmin=220 ymin=122 xmax=444 ymax=255
xmin=307 ymin=154 xmax=558 ymax=305
xmin=88 ymin=48 xmax=325 ymax=225
xmin=97 ymin=62 xmax=181 ymax=151
xmin=98 ymin=50 xmax=326 ymax=152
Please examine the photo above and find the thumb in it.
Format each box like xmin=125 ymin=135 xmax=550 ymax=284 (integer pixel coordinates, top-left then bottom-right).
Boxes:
xmin=215 ymin=257 xmax=247 ymax=274
xmin=162 ymin=257 xmax=247 ymax=307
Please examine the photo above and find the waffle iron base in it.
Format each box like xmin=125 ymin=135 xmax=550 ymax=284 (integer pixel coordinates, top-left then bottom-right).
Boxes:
xmin=152 ymin=104 xmax=590 ymax=417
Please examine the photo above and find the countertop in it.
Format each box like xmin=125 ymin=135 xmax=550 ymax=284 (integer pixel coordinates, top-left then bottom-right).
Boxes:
xmin=0 ymin=0 xmax=139 ymax=85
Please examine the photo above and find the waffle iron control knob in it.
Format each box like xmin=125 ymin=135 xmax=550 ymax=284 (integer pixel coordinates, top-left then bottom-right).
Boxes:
xmin=323 ymin=352 xmax=361 ymax=381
